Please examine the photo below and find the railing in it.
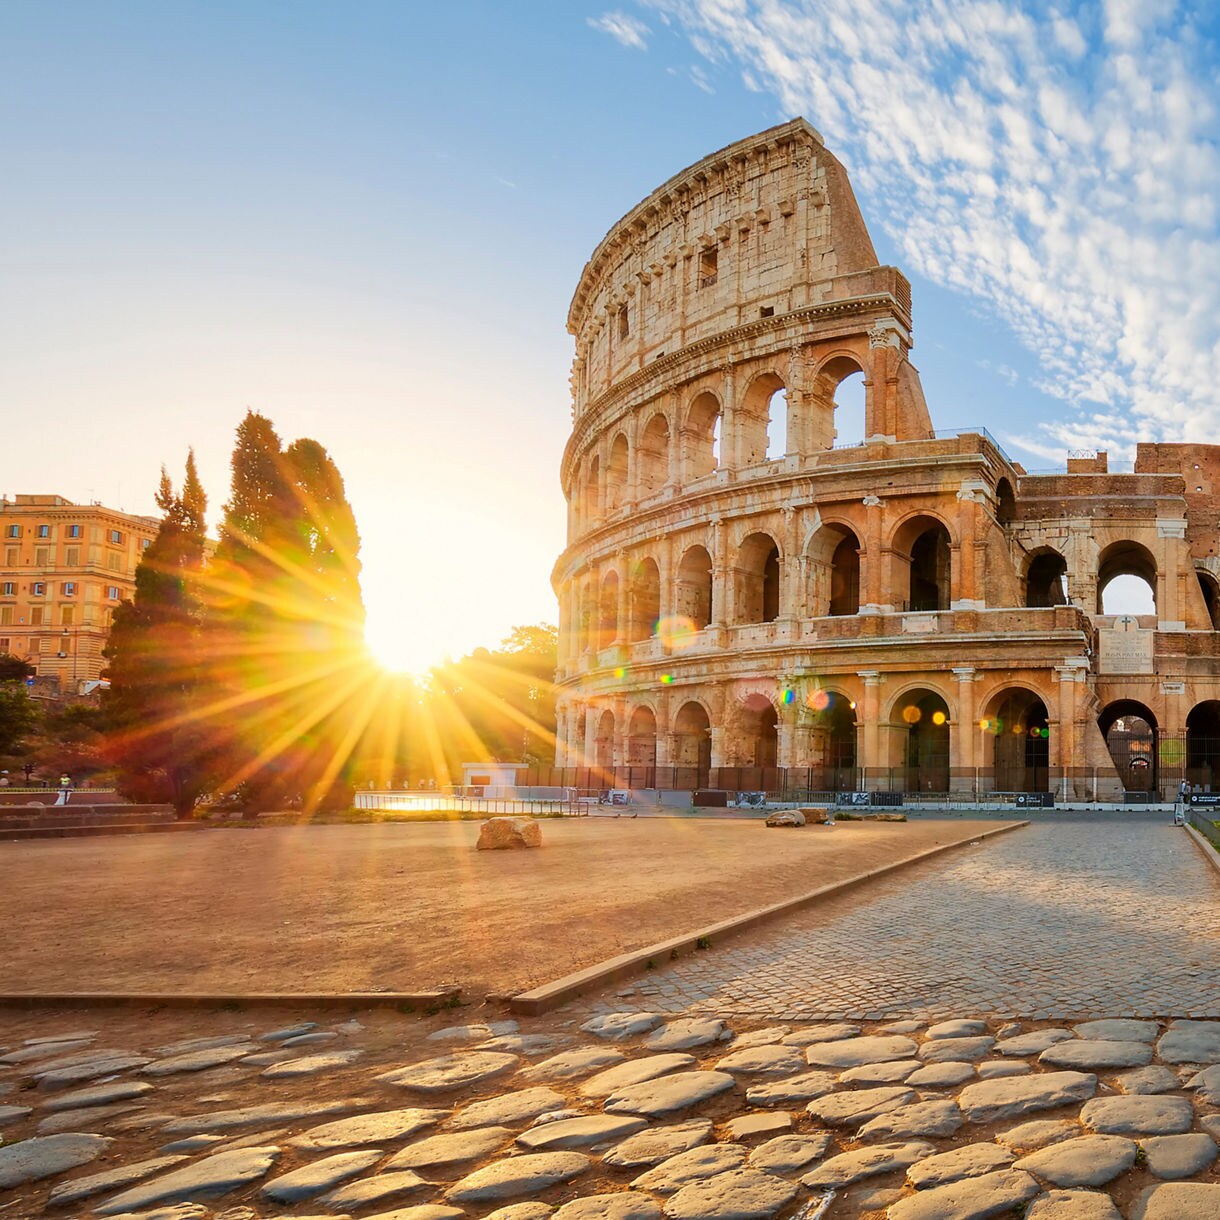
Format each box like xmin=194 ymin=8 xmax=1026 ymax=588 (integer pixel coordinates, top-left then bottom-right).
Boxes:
xmin=354 ymin=791 xmax=585 ymax=817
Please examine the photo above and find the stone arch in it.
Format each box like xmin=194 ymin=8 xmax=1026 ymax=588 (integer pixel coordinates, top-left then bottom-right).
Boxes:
xmin=1198 ymin=570 xmax=1220 ymax=630
xmin=982 ymin=686 xmax=1050 ymax=793
xmin=1098 ymin=540 xmax=1157 ymax=615
xmin=891 ymin=513 xmax=953 ymax=612
xmin=735 ymin=531 xmax=781 ymax=624
xmin=1025 ymin=548 xmax=1068 ymax=608
xmin=807 ymin=520 xmax=861 ymax=616
xmin=583 ymin=455 xmax=600 ymax=526
xmin=629 ymin=556 xmax=661 ymax=642
xmin=805 ymin=687 xmax=857 ymax=786
xmin=682 ymin=391 xmax=721 ymax=481
xmin=1098 ymin=699 xmax=1158 ymax=794
xmin=672 ymin=699 xmax=712 ymax=772
xmin=676 ymin=544 xmax=713 ymax=630
xmin=594 ymin=708 xmax=615 ymax=770
xmin=637 ymin=412 xmax=670 ymax=496
xmin=737 ymin=370 xmax=786 ymax=466
xmin=995 ymin=477 xmax=1016 ymax=525
xmin=597 ymin=570 xmax=619 ymax=649
xmin=810 ymin=352 xmax=868 ymax=451
xmin=605 ymin=433 xmax=629 ymax=512
xmin=738 ymin=691 xmax=779 ymax=768
xmin=890 ymin=686 xmax=952 ymax=793
xmin=627 ymin=704 xmax=658 ymax=767
xmin=1187 ymin=700 xmax=1220 ymax=787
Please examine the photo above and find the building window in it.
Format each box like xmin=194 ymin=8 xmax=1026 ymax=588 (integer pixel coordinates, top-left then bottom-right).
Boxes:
xmin=5 ymin=525 xmax=18 ymax=538
xmin=109 ymin=529 xmax=123 ymax=544
xmin=1 ymin=582 xmax=12 ymax=597
xmin=65 ymin=547 xmax=79 ymax=565
xmin=34 ymin=547 xmax=48 ymax=566
xmin=0 ymin=608 xmax=11 ymax=626
xmin=3 ymin=548 xmax=14 ymax=565
xmin=699 ymin=246 xmax=718 ymax=286
xmin=106 ymin=585 xmax=120 ymax=600
xmin=106 ymin=552 xmax=121 ymax=571
xmin=37 ymin=524 xmax=49 ymax=538
xmin=32 ymin=582 xmax=45 ymax=596
xmin=142 ymin=539 xmax=151 ymax=550
xmin=0 ymin=637 xmax=8 ymax=651
xmin=618 ymin=305 xmax=630 ymax=340
xmin=62 ymin=606 xmax=75 ymax=626
xmin=63 ymin=582 xmax=75 ymax=596
xmin=68 ymin=524 xmax=81 ymax=538
xmin=30 ymin=606 xmax=44 ymax=626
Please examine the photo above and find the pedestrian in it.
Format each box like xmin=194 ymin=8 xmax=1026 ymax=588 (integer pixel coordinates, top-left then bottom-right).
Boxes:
xmin=54 ymin=773 xmax=73 ymax=806
xmin=1175 ymin=778 xmax=1189 ymax=826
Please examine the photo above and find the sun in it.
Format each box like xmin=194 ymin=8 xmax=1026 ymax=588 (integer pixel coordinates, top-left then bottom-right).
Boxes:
xmin=364 ymin=616 xmax=435 ymax=677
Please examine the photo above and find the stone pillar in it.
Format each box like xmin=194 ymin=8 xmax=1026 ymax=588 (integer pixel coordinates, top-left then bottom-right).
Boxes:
xmin=861 ymin=496 xmax=886 ymax=612
xmin=710 ymin=517 xmax=731 ymax=635
xmin=1054 ymin=661 xmax=1088 ymax=800
xmin=615 ymin=551 xmax=629 ymax=643
xmin=858 ymin=670 xmax=883 ymax=788
xmin=952 ymin=667 xmax=978 ymax=794
xmin=667 ymin=394 xmax=682 ymax=489
xmin=720 ymin=367 xmax=738 ymax=473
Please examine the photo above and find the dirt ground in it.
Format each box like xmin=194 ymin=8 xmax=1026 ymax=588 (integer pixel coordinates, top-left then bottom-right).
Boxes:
xmin=0 ymin=816 xmax=1000 ymax=997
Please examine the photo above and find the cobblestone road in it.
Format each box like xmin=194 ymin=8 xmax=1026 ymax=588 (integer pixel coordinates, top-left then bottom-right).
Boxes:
xmin=614 ymin=815 xmax=1220 ymax=1021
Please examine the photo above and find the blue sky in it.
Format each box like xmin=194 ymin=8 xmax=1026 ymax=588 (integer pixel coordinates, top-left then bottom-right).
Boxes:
xmin=3 ymin=2 xmax=1218 ymax=668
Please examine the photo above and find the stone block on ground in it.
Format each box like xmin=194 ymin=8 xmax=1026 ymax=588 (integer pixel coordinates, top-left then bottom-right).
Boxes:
xmin=477 ymin=816 xmax=542 ymax=850
xmin=554 ymin=1194 xmax=661 ymax=1220
xmin=887 ymin=1168 xmax=1040 ymax=1219
xmin=445 ymin=1151 xmax=590 ymax=1203
xmin=632 ymin=1143 xmax=747 ymax=1193
xmin=764 ymin=810 xmax=804 ymax=827
xmin=1138 ymin=1133 xmax=1218 ymax=1179
xmin=1014 ymin=1134 xmax=1136 ymax=1187
xmin=1079 ymin=1095 xmax=1194 ymax=1135
xmin=0 ymin=1132 xmax=112 ymax=1188
xmin=661 ymin=1167 xmax=799 ymax=1218
xmin=93 ymin=1146 xmax=280 ymax=1214
xmin=1025 ymin=1189 xmax=1122 ymax=1219
xmin=1129 ymin=1182 xmax=1220 ymax=1219
xmin=602 ymin=1119 xmax=713 ymax=1168
xmin=802 ymin=1140 xmax=934 ymax=1188
xmin=906 ymin=1142 xmax=1015 ymax=1189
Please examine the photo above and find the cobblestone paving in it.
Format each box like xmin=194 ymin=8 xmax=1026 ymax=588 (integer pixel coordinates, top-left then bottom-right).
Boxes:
xmin=613 ymin=815 xmax=1220 ymax=1021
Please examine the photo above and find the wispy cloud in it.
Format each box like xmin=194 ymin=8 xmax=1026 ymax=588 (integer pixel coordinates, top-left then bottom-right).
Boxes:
xmin=648 ymin=0 xmax=1220 ymax=456
xmin=588 ymin=10 xmax=651 ymax=51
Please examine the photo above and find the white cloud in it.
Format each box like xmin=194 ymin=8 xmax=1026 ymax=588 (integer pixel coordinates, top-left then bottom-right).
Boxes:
xmin=588 ymin=10 xmax=651 ymax=50
xmin=648 ymin=0 xmax=1220 ymax=456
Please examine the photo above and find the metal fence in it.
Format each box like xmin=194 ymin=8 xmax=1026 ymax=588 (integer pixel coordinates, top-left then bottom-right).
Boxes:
xmin=353 ymin=791 xmax=586 ymax=817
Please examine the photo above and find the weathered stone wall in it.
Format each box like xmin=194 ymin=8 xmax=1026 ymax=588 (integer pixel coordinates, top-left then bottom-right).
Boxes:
xmin=553 ymin=119 xmax=1220 ymax=800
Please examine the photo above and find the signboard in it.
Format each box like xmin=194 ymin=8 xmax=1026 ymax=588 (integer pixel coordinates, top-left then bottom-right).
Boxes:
xmin=1189 ymin=793 xmax=1220 ymax=807
xmin=1099 ymin=616 xmax=1154 ymax=675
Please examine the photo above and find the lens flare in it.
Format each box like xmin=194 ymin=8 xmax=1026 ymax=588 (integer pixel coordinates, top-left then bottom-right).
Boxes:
xmin=656 ymin=614 xmax=698 ymax=651
xmin=807 ymin=688 xmax=830 ymax=711
xmin=931 ymin=709 xmax=947 ymax=726
xmin=660 ymin=673 xmax=674 ymax=684
xmin=613 ymin=667 xmax=626 ymax=680
xmin=781 ymin=687 xmax=795 ymax=705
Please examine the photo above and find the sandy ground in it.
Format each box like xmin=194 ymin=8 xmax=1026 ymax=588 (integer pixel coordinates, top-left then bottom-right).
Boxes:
xmin=0 ymin=817 xmax=1000 ymax=997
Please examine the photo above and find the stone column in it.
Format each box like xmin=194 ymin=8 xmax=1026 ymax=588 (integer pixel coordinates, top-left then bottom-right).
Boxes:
xmin=615 ymin=551 xmax=629 ymax=643
xmin=861 ymin=496 xmax=886 ymax=612
xmin=710 ymin=517 xmax=730 ymax=636
xmin=952 ymin=667 xmax=978 ymax=794
xmin=858 ymin=670 xmax=883 ymax=788
xmin=667 ymin=394 xmax=682 ymax=489
xmin=1054 ymin=661 xmax=1088 ymax=800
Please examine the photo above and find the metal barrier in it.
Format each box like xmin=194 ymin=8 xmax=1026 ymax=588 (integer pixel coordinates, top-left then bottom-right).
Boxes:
xmin=354 ymin=791 xmax=586 ymax=817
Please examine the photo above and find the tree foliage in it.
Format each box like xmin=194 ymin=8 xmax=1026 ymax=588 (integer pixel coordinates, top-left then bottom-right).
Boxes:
xmin=0 ymin=682 xmax=38 ymax=763
xmin=202 ymin=411 xmax=366 ymax=813
xmin=102 ymin=452 xmax=213 ymax=815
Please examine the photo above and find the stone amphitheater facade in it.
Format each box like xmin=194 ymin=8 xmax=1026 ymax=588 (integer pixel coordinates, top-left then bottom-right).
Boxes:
xmin=551 ymin=118 xmax=1220 ymax=800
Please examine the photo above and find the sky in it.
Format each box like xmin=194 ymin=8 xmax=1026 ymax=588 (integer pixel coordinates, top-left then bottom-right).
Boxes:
xmin=3 ymin=1 xmax=1219 ymax=670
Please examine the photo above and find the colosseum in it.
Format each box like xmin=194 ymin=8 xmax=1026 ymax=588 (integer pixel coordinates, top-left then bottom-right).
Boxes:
xmin=551 ymin=117 xmax=1220 ymax=803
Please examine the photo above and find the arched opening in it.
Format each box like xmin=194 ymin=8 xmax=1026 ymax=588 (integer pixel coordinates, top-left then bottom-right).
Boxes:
xmin=1098 ymin=700 xmax=1158 ymax=794
xmin=627 ymin=705 xmax=657 ymax=767
xmin=605 ymin=434 xmax=629 ymax=512
xmin=736 ymin=532 xmax=781 ymax=624
xmin=894 ymin=517 xmax=951 ymax=612
xmin=583 ymin=456 xmax=600 ymax=526
xmin=594 ymin=709 xmax=615 ymax=770
xmin=638 ymin=414 xmax=670 ymax=496
xmin=677 ymin=545 xmax=713 ymax=630
xmin=995 ymin=478 xmax=1016 ymax=525
xmin=1098 ymin=541 xmax=1157 ymax=616
xmin=673 ymin=701 xmax=712 ymax=775
xmin=833 ymin=368 xmax=866 ymax=447
xmin=896 ymin=689 xmax=951 ymax=792
xmin=985 ymin=689 xmax=1050 ymax=792
xmin=765 ymin=387 xmax=788 ymax=461
xmin=1026 ymin=550 xmax=1068 ymax=608
xmin=597 ymin=572 xmax=619 ymax=650
xmin=1198 ymin=571 xmax=1220 ymax=630
xmin=738 ymin=372 xmax=785 ymax=466
xmin=629 ymin=557 xmax=661 ymax=642
xmin=807 ymin=689 xmax=857 ymax=790
xmin=741 ymin=693 xmax=778 ymax=768
xmin=806 ymin=523 xmax=861 ymax=617
xmin=1187 ymin=701 xmax=1220 ymax=788
xmin=683 ymin=392 xmax=721 ymax=481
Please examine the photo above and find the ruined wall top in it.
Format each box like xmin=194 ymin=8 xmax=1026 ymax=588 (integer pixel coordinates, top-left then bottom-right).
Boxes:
xmin=567 ymin=118 xmax=893 ymax=417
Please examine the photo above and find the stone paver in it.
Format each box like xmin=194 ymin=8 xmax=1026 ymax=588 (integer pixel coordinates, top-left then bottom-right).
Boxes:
xmin=611 ymin=815 xmax=1220 ymax=1018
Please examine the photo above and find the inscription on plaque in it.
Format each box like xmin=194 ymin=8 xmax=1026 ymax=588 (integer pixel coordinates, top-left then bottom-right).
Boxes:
xmin=1100 ymin=616 xmax=1154 ymax=675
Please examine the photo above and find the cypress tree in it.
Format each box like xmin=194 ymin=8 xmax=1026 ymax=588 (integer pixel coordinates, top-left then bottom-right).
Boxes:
xmin=102 ymin=452 xmax=212 ymax=816
xmin=204 ymin=411 xmax=367 ymax=814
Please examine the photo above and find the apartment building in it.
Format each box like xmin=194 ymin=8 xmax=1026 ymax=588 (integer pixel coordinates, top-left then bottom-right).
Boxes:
xmin=0 ymin=495 xmax=159 ymax=691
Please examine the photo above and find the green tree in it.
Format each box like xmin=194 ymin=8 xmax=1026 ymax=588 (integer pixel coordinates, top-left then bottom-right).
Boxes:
xmin=102 ymin=453 xmax=213 ymax=816
xmin=204 ymin=411 xmax=367 ymax=814
xmin=0 ymin=682 xmax=38 ymax=763
xmin=0 ymin=654 xmax=34 ymax=682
